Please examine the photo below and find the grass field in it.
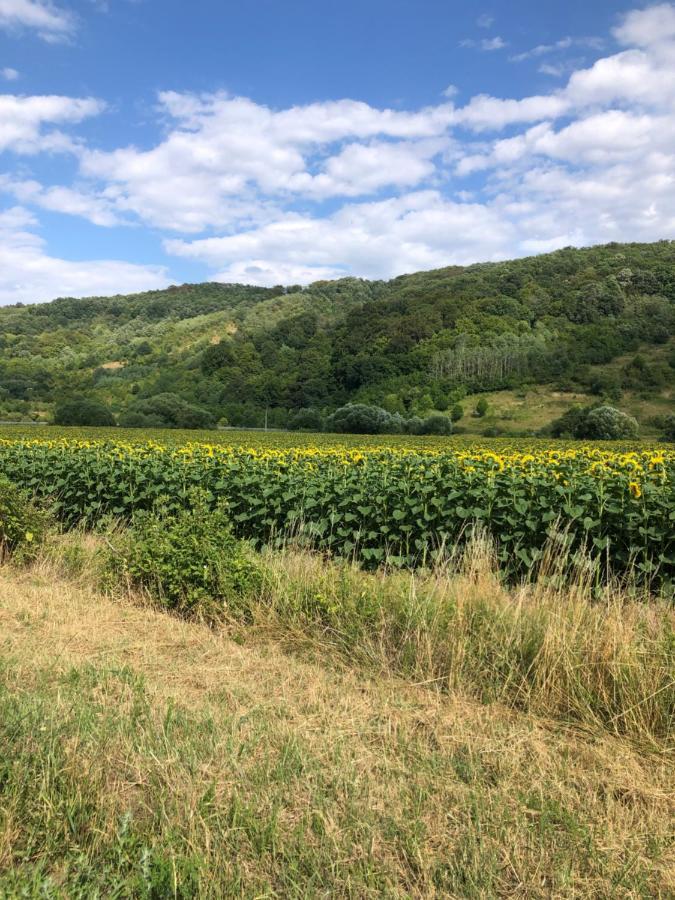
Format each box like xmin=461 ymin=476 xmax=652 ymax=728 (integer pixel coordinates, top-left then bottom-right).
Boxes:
xmin=1 ymin=540 xmax=673 ymax=898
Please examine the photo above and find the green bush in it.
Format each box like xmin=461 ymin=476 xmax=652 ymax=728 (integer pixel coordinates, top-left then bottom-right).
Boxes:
xmin=549 ymin=404 xmax=638 ymax=440
xmin=661 ymin=414 xmax=675 ymax=442
xmin=120 ymin=393 xmax=215 ymax=430
xmin=583 ymin=405 xmax=639 ymax=440
xmin=450 ymin=403 xmax=464 ymax=422
xmin=418 ymin=413 xmax=453 ymax=435
xmin=325 ymin=403 xmax=397 ymax=434
xmin=288 ymin=407 xmax=324 ymax=431
xmin=108 ymin=496 xmax=263 ymax=621
xmin=474 ymin=398 xmax=489 ymax=418
xmin=0 ymin=477 xmax=48 ymax=563
xmin=53 ymin=397 xmax=116 ymax=427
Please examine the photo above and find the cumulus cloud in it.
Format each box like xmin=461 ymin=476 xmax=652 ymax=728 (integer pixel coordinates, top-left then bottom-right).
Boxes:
xmin=77 ymin=93 xmax=455 ymax=231
xmin=0 ymin=205 xmax=169 ymax=304
xmin=0 ymin=0 xmax=75 ymax=42
xmin=1 ymin=66 xmax=19 ymax=80
xmin=613 ymin=2 xmax=675 ymax=46
xmin=166 ymin=191 xmax=516 ymax=285
xmin=0 ymin=93 xmax=104 ymax=153
xmin=0 ymin=176 xmax=122 ymax=226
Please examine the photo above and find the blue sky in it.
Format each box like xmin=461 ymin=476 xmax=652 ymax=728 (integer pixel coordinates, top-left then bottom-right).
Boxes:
xmin=1 ymin=0 xmax=674 ymax=303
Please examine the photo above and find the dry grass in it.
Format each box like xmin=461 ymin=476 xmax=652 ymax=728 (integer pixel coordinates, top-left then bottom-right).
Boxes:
xmin=1 ymin=549 xmax=674 ymax=896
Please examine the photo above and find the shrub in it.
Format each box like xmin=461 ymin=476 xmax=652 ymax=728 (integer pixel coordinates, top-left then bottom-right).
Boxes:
xmin=549 ymin=404 xmax=638 ymax=440
xmin=53 ymin=397 xmax=116 ymax=427
xmin=288 ymin=408 xmax=323 ymax=432
xmin=474 ymin=398 xmax=489 ymax=418
xmin=661 ymin=414 xmax=675 ymax=442
xmin=418 ymin=413 xmax=453 ymax=435
xmin=325 ymin=403 xmax=396 ymax=434
xmin=107 ymin=496 xmax=263 ymax=621
xmin=450 ymin=403 xmax=464 ymax=422
xmin=121 ymin=393 xmax=215 ymax=430
xmin=549 ymin=405 xmax=594 ymax=439
xmin=0 ymin=477 xmax=48 ymax=563
xmin=583 ymin=406 xmax=639 ymax=440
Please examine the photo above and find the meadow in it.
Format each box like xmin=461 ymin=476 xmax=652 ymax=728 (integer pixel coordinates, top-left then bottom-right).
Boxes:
xmin=0 ymin=426 xmax=672 ymax=588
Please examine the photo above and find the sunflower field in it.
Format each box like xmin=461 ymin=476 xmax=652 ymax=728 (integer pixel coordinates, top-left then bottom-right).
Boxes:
xmin=0 ymin=429 xmax=673 ymax=585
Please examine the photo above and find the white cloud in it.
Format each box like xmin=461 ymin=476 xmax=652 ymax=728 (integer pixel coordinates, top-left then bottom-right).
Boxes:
xmin=460 ymin=35 xmax=508 ymax=51
xmin=613 ymin=2 xmax=675 ymax=46
xmin=0 ymin=0 xmax=75 ymax=42
xmin=1 ymin=66 xmax=19 ymax=80
xmin=509 ymin=36 xmax=602 ymax=63
xmin=165 ymin=191 xmax=516 ymax=285
xmin=476 ymin=14 xmax=494 ymax=29
xmin=77 ymin=93 xmax=456 ymax=231
xmin=0 ymin=176 xmax=122 ymax=226
xmin=538 ymin=62 xmax=568 ymax=77
xmin=0 ymin=93 xmax=104 ymax=153
xmin=481 ymin=36 xmax=507 ymax=51
xmin=0 ymin=205 xmax=169 ymax=304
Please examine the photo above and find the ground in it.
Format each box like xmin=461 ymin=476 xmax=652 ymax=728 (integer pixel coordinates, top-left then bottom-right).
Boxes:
xmin=1 ymin=563 xmax=672 ymax=897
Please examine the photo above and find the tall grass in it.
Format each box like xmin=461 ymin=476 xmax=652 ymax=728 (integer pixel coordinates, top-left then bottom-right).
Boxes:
xmin=30 ymin=527 xmax=675 ymax=745
xmin=253 ymin=536 xmax=674 ymax=746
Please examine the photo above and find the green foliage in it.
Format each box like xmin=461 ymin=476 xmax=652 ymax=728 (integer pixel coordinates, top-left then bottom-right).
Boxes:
xmin=450 ymin=403 xmax=464 ymax=422
xmin=53 ymin=397 xmax=116 ymax=427
xmin=583 ymin=406 xmax=639 ymax=441
xmin=418 ymin=413 xmax=453 ymax=435
xmin=549 ymin=404 xmax=639 ymax=440
xmin=2 ymin=435 xmax=672 ymax=587
xmin=549 ymin=405 xmax=595 ymax=439
xmin=0 ymin=476 xmax=47 ymax=563
xmin=0 ymin=241 xmax=672 ymax=428
xmin=108 ymin=496 xmax=263 ymax=620
xmin=661 ymin=414 xmax=675 ymax=442
xmin=325 ymin=403 xmax=398 ymax=434
xmin=475 ymin=398 xmax=489 ymax=418
xmin=288 ymin=407 xmax=324 ymax=431
xmin=120 ymin=393 xmax=215 ymax=430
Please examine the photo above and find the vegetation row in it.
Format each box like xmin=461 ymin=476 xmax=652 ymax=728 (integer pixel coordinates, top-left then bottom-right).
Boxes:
xmin=0 ymin=436 xmax=672 ymax=588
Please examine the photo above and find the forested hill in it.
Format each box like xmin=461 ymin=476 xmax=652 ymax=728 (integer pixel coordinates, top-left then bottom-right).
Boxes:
xmin=1 ymin=240 xmax=674 ymax=432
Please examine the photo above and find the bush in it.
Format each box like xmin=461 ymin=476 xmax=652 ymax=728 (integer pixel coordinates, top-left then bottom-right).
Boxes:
xmin=53 ymin=397 xmax=116 ymax=427
xmin=450 ymin=404 xmax=464 ymax=422
xmin=549 ymin=405 xmax=594 ymax=439
xmin=474 ymin=398 xmax=489 ymax=418
xmin=0 ymin=477 xmax=48 ymax=563
xmin=661 ymin=414 xmax=675 ymax=442
xmin=288 ymin=408 xmax=323 ymax=432
xmin=325 ymin=403 xmax=397 ymax=434
xmin=405 ymin=416 xmax=424 ymax=435
xmin=549 ymin=404 xmax=639 ymax=440
xmin=107 ymin=496 xmax=263 ymax=621
xmin=418 ymin=413 xmax=453 ymax=435
xmin=583 ymin=406 xmax=639 ymax=440
xmin=121 ymin=393 xmax=215 ymax=430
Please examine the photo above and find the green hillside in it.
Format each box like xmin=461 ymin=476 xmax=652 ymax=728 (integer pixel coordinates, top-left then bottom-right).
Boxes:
xmin=1 ymin=241 xmax=673 ymax=434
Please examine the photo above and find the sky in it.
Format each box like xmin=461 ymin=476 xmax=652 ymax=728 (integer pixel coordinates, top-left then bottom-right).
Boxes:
xmin=0 ymin=0 xmax=674 ymax=304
